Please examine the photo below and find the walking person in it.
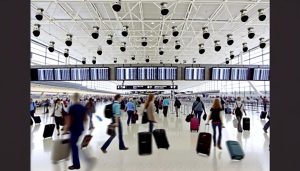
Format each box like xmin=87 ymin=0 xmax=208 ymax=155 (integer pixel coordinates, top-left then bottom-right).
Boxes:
xmin=174 ymin=98 xmax=181 ymax=117
xmin=162 ymin=97 xmax=170 ymax=117
xmin=125 ymin=98 xmax=136 ymax=126
xmin=30 ymin=98 xmax=36 ymax=118
xmin=262 ymin=96 xmax=268 ymax=112
xmin=144 ymin=94 xmax=157 ymax=132
xmin=263 ymin=111 xmax=270 ymax=133
xmin=52 ymin=99 xmax=64 ymax=136
xmin=233 ymin=97 xmax=247 ymax=133
xmin=85 ymin=98 xmax=96 ymax=130
xmin=101 ymin=94 xmax=129 ymax=153
xmin=154 ymin=97 xmax=160 ymax=114
xmin=206 ymin=98 xmax=225 ymax=150
xmin=192 ymin=97 xmax=207 ymax=124
xmin=63 ymin=93 xmax=88 ymax=170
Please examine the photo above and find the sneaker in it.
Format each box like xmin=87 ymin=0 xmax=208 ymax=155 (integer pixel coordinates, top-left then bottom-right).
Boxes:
xmin=263 ymin=128 xmax=268 ymax=133
xmin=100 ymin=148 xmax=107 ymax=154
xmin=68 ymin=165 xmax=80 ymax=170
xmin=120 ymin=147 xmax=129 ymax=151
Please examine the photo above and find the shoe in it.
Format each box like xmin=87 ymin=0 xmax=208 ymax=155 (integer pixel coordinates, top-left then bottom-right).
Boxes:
xmin=263 ymin=128 xmax=268 ymax=133
xmin=214 ymin=144 xmax=216 ymax=147
xmin=100 ymin=148 xmax=107 ymax=154
xmin=120 ymin=147 xmax=129 ymax=151
xmin=218 ymin=145 xmax=222 ymax=150
xmin=68 ymin=165 xmax=80 ymax=170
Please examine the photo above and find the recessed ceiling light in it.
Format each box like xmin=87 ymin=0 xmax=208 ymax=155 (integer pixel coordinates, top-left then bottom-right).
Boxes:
xmin=151 ymin=22 xmax=154 ymax=24
xmin=172 ymin=21 xmax=175 ymax=24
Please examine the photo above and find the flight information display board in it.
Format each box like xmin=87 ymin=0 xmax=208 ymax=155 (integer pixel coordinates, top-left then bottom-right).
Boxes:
xmin=211 ymin=68 xmax=231 ymax=80
xmin=253 ymin=68 xmax=270 ymax=80
xmin=137 ymin=67 xmax=157 ymax=80
xmin=185 ymin=67 xmax=205 ymax=80
xmin=90 ymin=68 xmax=109 ymax=80
xmin=116 ymin=67 xmax=137 ymax=80
xmin=157 ymin=67 xmax=177 ymax=80
xmin=230 ymin=68 xmax=250 ymax=80
xmin=37 ymin=69 xmax=54 ymax=81
xmin=54 ymin=68 xmax=70 ymax=81
xmin=70 ymin=68 xmax=90 ymax=80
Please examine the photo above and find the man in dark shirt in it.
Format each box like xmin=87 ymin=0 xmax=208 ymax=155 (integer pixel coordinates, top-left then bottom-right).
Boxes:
xmin=64 ymin=93 xmax=87 ymax=170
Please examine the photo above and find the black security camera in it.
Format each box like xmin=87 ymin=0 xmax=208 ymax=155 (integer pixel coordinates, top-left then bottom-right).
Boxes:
xmin=48 ymin=41 xmax=55 ymax=52
xmin=65 ymin=34 xmax=73 ymax=46
xmin=199 ymin=43 xmax=205 ymax=54
xmin=240 ymin=9 xmax=249 ymax=22
xmin=172 ymin=26 xmax=179 ymax=37
xmin=162 ymin=34 xmax=169 ymax=44
xmin=121 ymin=25 xmax=129 ymax=37
xmin=107 ymin=35 xmax=113 ymax=45
xmin=114 ymin=58 xmax=117 ymax=63
xmin=120 ymin=42 xmax=126 ymax=52
xmin=64 ymin=48 xmax=69 ymax=57
xmin=214 ymin=40 xmax=221 ymax=52
xmin=141 ymin=37 xmax=147 ymax=47
xmin=159 ymin=48 xmax=164 ymax=55
xmin=225 ymin=58 xmax=230 ymax=64
xmin=259 ymin=38 xmax=266 ymax=49
xmin=258 ymin=9 xmax=266 ymax=21
xmin=230 ymin=51 xmax=234 ymax=59
xmin=82 ymin=57 xmax=86 ymax=64
xmin=202 ymin=27 xmax=210 ymax=39
xmin=227 ymin=34 xmax=234 ymax=45
xmin=112 ymin=1 xmax=121 ymax=12
xmin=175 ymin=56 xmax=179 ymax=63
xmin=242 ymin=42 xmax=248 ymax=52
xmin=91 ymin=26 xmax=99 ymax=39
xmin=175 ymin=40 xmax=181 ymax=50
xmin=33 ymin=24 xmax=41 ymax=37
xmin=131 ymin=55 xmax=135 ymax=60
xmin=160 ymin=2 xmax=169 ymax=16
xmin=92 ymin=56 xmax=96 ymax=64
xmin=192 ymin=58 xmax=196 ymax=64
xmin=35 ymin=8 xmax=44 ymax=21
xmin=248 ymin=27 xmax=255 ymax=39
xmin=97 ymin=46 xmax=102 ymax=55
xmin=145 ymin=56 xmax=150 ymax=63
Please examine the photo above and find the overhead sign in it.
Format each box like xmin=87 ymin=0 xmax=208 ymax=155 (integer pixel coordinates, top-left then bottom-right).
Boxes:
xmin=117 ymin=85 xmax=178 ymax=90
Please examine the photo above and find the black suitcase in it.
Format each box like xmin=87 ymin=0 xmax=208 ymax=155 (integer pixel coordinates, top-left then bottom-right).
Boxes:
xmin=260 ymin=111 xmax=267 ymax=119
xmin=153 ymin=129 xmax=170 ymax=149
xmin=30 ymin=118 xmax=33 ymax=126
xmin=43 ymin=124 xmax=55 ymax=138
xmin=196 ymin=131 xmax=212 ymax=156
xmin=138 ymin=132 xmax=152 ymax=155
xmin=243 ymin=117 xmax=250 ymax=131
xmin=33 ymin=116 xmax=41 ymax=124
xmin=226 ymin=140 xmax=245 ymax=160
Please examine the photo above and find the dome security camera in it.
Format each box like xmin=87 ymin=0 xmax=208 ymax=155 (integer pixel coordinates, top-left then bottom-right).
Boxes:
xmin=258 ymin=9 xmax=266 ymax=21
xmin=160 ymin=60 xmax=163 ymax=64
xmin=175 ymin=56 xmax=179 ymax=63
xmin=33 ymin=24 xmax=41 ymax=37
xmin=92 ymin=56 xmax=96 ymax=64
xmin=240 ymin=9 xmax=249 ymax=22
xmin=82 ymin=57 xmax=86 ymax=64
xmin=121 ymin=26 xmax=129 ymax=37
xmin=35 ymin=8 xmax=44 ymax=21
xmin=259 ymin=37 xmax=266 ymax=49
xmin=107 ymin=35 xmax=113 ymax=45
xmin=48 ymin=41 xmax=55 ymax=52
xmin=230 ymin=51 xmax=234 ymax=59
xmin=145 ymin=56 xmax=150 ymax=63
xmin=159 ymin=48 xmax=164 ymax=55
xmin=242 ymin=42 xmax=248 ymax=52
xmin=214 ymin=40 xmax=221 ymax=52
xmin=64 ymin=48 xmax=69 ymax=57
xmin=192 ymin=58 xmax=196 ymax=64
xmin=114 ymin=58 xmax=117 ymax=63
xmin=162 ymin=34 xmax=169 ymax=44
xmin=131 ymin=55 xmax=135 ymax=60
xmin=112 ymin=0 xmax=121 ymax=12
xmin=225 ymin=58 xmax=230 ymax=64
xmin=199 ymin=43 xmax=205 ymax=54
xmin=172 ymin=26 xmax=179 ymax=37
xmin=175 ymin=40 xmax=181 ymax=50
xmin=160 ymin=2 xmax=169 ymax=16
xmin=141 ymin=37 xmax=147 ymax=47
xmin=227 ymin=34 xmax=234 ymax=45
xmin=65 ymin=34 xmax=73 ymax=46
xmin=91 ymin=26 xmax=99 ymax=39
xmin=120 ymin=42 xmax=126 ymax=52
xmin=97 ymin=46 xmax=102 ymax=55
xmin=202 ymin=27 xmax=210 ymax=39
xmin=248 ymin=27 xmax=255 ymax=39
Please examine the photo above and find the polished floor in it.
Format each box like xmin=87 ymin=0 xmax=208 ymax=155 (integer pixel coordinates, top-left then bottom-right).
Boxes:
xmin=31 ymin=102 xmax=270 ymax=171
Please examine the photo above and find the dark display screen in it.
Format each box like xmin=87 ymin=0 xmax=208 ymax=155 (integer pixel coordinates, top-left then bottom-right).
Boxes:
xmin=157 ymin=67 xmax=177 ymax=80
xmin=70 ymin=68 xmax=90 ymax=80
xmin=185 ymin=67 xmax=205 ymax=80
xmin=230 ymin=68 xmax=249 ymax=80
xmin=90 ymin=68 xmax=109 ymax=80
xmin=253 ymin=68 xmax=270 ymax=80
xmin=211 ymin=68 xmax=231 ymax=80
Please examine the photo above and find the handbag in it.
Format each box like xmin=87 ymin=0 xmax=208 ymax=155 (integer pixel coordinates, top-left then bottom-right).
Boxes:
xmin=185 ymin=114 xmax=193 ymax=122
xmin=141 ymin=110 xmax=149 ymax=124
xmin=203 ymin=113 xmax=207 ymax=121
xmin=106 ymin=124 xmax=116 ymax=136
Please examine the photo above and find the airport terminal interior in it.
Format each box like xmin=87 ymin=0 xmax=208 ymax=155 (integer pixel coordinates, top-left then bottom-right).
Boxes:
xmin=30 ymin=0 xmax=270 ymax=171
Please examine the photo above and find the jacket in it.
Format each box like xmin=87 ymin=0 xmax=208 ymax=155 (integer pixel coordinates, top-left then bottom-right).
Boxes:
xmin=146 ymin=102 xmax=156 ymax=122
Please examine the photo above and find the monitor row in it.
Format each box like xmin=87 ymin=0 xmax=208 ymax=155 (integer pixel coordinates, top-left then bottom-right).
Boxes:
xmin=31 ymin=67 xmax=269 ymax=81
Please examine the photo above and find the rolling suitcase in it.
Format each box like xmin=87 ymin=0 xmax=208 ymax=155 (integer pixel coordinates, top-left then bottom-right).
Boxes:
xmin=260 ymin=111 xmax=267 ymax=119
xmin=43 ymin=124 xmax=55 ymax=138
xmin=81 ymin=134 xmax=93 ymax=149
xmin=226 ymin=140 xmax=245 ymax=160
xmin=33 ymin=116 xmax=41 ymax=124
xmin=138 ymin=132 xmax=152 ymax=155
xmin=243 ymin=117 xmax=250 ymax=131
xmin=196 ymin=125 xmax=212 ymax=156
xmin=190 ymin=117 xmax=199 ymax=132
xmin=51 ymin=138 xmax=70 ymax=162
xmin=153 ymin=129 xmax=170 ymax=149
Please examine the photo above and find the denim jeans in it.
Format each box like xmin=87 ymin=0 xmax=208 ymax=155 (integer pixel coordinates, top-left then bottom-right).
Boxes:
xmin=236 ymin=115 xmax=243 ymax=132
xmin=264 ymin=120 xmax=270 ymax=130
xmin=194 ymin=110 xmax=203 ymax=124
xmin=149 ymin=121 xmax=154 ymax=132
xmin=212 ymin=122 xmax=222 ymax=146
xmin=88 ymin=112 xmax=94 ymax=129
xmin=101 ymin=119 xmax=125 ymax=150
xmin=163 ymin=106 xmax=168 ymax=117
xmin=70 ymin=131 xmax=82 ymax=167
xmin=127 ymin=111 xmax=134 ymax=125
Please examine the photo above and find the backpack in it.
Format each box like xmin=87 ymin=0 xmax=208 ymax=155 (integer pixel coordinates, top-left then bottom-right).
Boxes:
xmin=235 ymin=102 xmax=243 ymax=116
xmin=104 ymin=103 xmax=113 ymax=118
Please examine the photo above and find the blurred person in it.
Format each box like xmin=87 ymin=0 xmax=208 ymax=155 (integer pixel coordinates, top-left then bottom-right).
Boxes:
xmin=44 ymin=99 xmax=50 ymax=113
xmin=263 ymin=111 xmax=270 ymax=133
xmin=30 ymin=98 xmax=36 ymax=118
xmin=154 ymin=97 xmax=160 ymax=114
xmin=85 ymin=98 xmax=96 ymax=130
xmin=101 ymin=94 xmax=129 ymax=153
xmin=162 ymin=97 xmax=170 ymax=117
xmin=206 ymin=99 xmax=225 ymax=150
xmin=262 ymin=96 xmax=268 ymax=112
xmin=192 ymin=97 xmax=207 ymax=124
xmin=125 ymin=98 xmax=136 ymax=126
xmin=63 ymin=93 xmax=88 ymax=170
xmin=174 ymin=98 xmax=181 ymax=117
xmin=144 ymin=94 xmax=157 ymax=132
xmin=52 ymin=99 xmax=64 ymax=135
xmin=233 ymin=97 xmax=247 ymax=133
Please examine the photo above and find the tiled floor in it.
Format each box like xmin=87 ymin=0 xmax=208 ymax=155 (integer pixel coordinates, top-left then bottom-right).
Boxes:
xmin=31 ymin=102 xmax=270 ymax=171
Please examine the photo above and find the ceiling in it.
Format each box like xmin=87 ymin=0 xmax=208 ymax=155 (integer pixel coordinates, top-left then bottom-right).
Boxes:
xmin=31 ymin=0 xmax=270 ymax=64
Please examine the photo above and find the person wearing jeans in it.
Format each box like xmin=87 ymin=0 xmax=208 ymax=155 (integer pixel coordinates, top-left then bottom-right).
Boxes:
xmin=101 ymin=94 xmax=129 ymax=153
xmin=125 ymin=98 xmax=136 ymax=126
xmin=206 ymin=98 xmax=225 ymax=150
xmin=162 ymin=97 xmax=170 ymax=117
xmin=233 ymin=97 xmax=247 ymax=133
xmin=85 ymin=98 xmax=96 ymax=130
xmin=192 ymin=97 xmax=207 ymax=124
xmin=30 ymin=98 xmax=36 ymax=118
